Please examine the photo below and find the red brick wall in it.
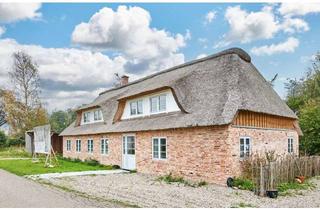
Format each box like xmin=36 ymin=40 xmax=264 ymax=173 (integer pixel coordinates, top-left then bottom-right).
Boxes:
xmin=62 ymin=125 xmax=299 ymax=185
xmin=229 ymin=126 xmax=299 ymax=177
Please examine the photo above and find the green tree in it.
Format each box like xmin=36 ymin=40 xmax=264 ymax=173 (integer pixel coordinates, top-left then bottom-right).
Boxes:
xmin=49 ymin=109 xmax=76 ymax=134
xmin=0 ymin=130 xmax=7 ymax=147
xmin=285 ymin=51 xmax=320 ymax=155
xmin=299 ymin=101 xmax=320 ymax=155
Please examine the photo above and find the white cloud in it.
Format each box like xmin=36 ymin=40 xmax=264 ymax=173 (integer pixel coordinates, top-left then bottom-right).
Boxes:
xmin=0 ymin=3 xmax=42 ymax=23
xmin=279 ymin=2 xmax=320 ymax=17
xmin=72 ymin=6 xmax=188 ymax=75
xmin=215 ymin=5 xmax=311 ymax=48
xmin=0 ymin=38 xmax=127 ymax=111
xmin=204 ymin=10 xmax=216 ymax=24
xmin=251 ymin=37 xmax=299 ymax=56
xmin=0 ymin=26 xmax=5 ymax=37
xmin=222 ymin=6 xmax=279 ymax=45
xmin=280 ymin=18 xmax=309 ymax=33
xmin=196 ymin=54 xmax=207 ymax=59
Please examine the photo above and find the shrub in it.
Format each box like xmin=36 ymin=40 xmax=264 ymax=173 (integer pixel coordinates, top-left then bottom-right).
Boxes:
xmin=0 ymin=131 xmax=6 ymax=147
xmin=233 ymin=177 xmax=255 ymax=191
xmin=84 ymin=158 xmax=100 ymax=166
xmin=6 ymin=138 xmax=24 ymax=147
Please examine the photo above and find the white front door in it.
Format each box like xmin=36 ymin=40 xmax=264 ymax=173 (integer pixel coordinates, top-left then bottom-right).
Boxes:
xmin=122 ymin=135 xmax=136 ymax=170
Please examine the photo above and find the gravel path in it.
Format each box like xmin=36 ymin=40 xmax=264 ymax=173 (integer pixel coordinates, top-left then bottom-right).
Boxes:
xmin=46 ymin=173 xmax=320 ymax=208
xmin=0 ymin=169 xmax=125 ymax=208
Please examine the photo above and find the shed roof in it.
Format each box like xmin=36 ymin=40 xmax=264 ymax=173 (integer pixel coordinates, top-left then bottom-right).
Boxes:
xmin=60 ymin=48 xmax=297 ymax=136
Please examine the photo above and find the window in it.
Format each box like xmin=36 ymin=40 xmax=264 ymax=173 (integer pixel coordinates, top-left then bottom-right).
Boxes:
xmin=101 ymin=139 xmax=108 ymax=155
xmin=288 ymin=138 xmax=294 ymax=153
xmin=240 ymin=137 xmax=250 ymax=158
xmin=94 ymin=110 xmax=102 ymax=121
xmin=130 ymin=100 xmax=143 ymax=116
xmin=87 ymin=139 xmax=93 ymax=153
xmin=152 ymin=137 xmax=167 ymax=159
xmin=150 ymin=94 xmax=167 ymax=113
xmin=76 ymin=139 xmax=81 ymax=152
xmin=83 ymin=112 xmax=90 ymax=123
xmin=66 ymin=140 xmax=71 ymax=151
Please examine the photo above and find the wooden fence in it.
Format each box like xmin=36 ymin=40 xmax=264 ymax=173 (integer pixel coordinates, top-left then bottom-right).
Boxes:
xmin=251 ymin=155 xmax=320 ymax=196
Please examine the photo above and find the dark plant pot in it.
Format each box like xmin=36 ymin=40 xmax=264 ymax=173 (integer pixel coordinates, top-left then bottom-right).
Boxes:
xmin=266 ymin=190 xmax=278 ymax=199
xmin=226 ymin=177 xmax=234 ymax=188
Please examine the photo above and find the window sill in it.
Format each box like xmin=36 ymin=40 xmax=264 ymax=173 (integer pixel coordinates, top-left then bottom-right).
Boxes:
xmin=152 ymin=158 xmax=167 ymax=161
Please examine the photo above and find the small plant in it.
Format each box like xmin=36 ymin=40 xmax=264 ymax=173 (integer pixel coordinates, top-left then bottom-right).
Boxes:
xmin=112 ymin=165 xmax=120 ymax=169
xmin=84 ymin=158 xmax=100 ymax=166
xmin=158 ymin=173 xmax=185 ymax=184
xmin=238 ymin=202 xmax=255 ymax=208
xmin=157 ymin=173 xmax=208 ymax=187
xmin=197 ymin=181 xmax=208 ymax=187
xmin=277 ymin=181 xmax=315 ymax=195
xmin=233 ymin=177 xmax=255 ymax=191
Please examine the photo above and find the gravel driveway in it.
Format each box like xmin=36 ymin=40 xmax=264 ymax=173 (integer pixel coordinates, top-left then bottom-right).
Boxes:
xmin=45 ymin=173 xmax=320 ymax=208
xmin=0 ymin=169 xmax=124 ymax=208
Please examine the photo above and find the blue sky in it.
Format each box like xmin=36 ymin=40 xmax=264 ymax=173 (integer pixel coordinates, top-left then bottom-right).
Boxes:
xmin=0 ymin=2 xmax=319 ymax=111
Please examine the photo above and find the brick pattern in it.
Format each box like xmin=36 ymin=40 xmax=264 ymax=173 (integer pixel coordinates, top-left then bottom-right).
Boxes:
xmin=63 ymin=125 xmax=299 ymax=185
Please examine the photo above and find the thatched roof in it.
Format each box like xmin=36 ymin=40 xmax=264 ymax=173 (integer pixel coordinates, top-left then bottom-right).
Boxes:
xmin=60 ymin=48 xmax=297 ymax=136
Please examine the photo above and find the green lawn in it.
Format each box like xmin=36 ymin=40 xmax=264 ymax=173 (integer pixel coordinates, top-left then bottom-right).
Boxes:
xmin=0 ymin=158 xmax=114 ymax=176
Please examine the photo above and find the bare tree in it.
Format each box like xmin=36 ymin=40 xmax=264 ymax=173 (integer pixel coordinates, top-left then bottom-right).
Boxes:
xmin=0 ymin=90 xmax=6 ymax=126
xmin=9 ymin=51 xmax=40 ymax=108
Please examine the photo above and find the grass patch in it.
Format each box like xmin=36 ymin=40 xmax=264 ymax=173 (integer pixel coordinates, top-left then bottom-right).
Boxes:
xmin=0 ymin=147 xmax=31 ymax=158
xmin=157 ymin=173 xmax=208 ymax=187
xmin=0 ymin=158 xmax=114 ymax=176
xmin=277 ymin=181 xmax=315 ymax=196
xmin=233 ymin=177 xmax=255 ymax=191
xmin=232 ymin=202 xmax=255 ymax=208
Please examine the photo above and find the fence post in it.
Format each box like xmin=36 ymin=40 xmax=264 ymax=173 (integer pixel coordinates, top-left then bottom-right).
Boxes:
xmin=270 ymin=162 xmax=275 ymax=190
xmin=260 ymin=163 xmax=265 ymax=196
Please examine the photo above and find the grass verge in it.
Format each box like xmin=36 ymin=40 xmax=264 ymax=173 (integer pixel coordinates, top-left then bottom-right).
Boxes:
xmin=0 ymin=158 xmax=115 ymax=176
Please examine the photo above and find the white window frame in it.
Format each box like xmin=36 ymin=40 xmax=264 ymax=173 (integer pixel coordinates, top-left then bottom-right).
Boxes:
xmin=130 ymin=100 xmax=143 ymax=116
xmin=94 ymin=110 xmax=102 ymax=121
xmin=76 ymin=139 xmax=81 ymax=152
xmin=87 ymin=139 xmax=93 ymax=153
xmin=152 ymin=137 xmax=167 ymax=160
xmin=240 ymin=137 xmax=251 ymax=158
xmin=66 ymin=140 xmax=71 ymax=151
xmin=83 ymin=112 xmax=91 ymax=123
xmin=101 ymin=138 xmax=109 ymax=155
xmin=288 ymin=137 xmax=294 ymax=153
xmin=150 ymin=94 xmax=167 ymax=114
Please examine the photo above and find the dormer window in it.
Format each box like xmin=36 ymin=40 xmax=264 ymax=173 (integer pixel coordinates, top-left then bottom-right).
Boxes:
xmin=130 ymin=100 xmax=143 ymax=116
xmin=81 ymin=109 xmax=103 ymax=125
xmin=83 ymin=112 xmax=91 ymax=123
xmin=150 ymin=94 xmax=167 ymax=113
xmin=120 ymin=89 xmax=179 ymax=120
xmin=94 ymin=110 xmax=102 ymax=121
